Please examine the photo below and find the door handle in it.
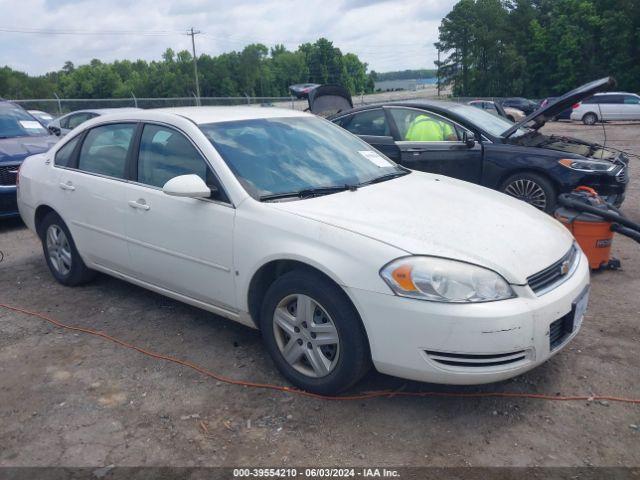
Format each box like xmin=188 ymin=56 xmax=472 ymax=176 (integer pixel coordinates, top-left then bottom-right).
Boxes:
xmin=128 ymin=200 xmax=150 ymax=211
xmin=405 ymin=147 xmax=428 ymax=153
xmin=59 ymin=182 xmax=75 ymax=191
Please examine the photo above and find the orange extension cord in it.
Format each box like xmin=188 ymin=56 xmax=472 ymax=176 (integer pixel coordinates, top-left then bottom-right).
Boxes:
xmin=2 ymin=302 xmax=639 ymax=405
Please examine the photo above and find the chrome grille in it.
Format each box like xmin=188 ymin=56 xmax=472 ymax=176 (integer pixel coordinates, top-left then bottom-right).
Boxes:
xmin=527 ymin=244 xmax=579 ymax=295
xmin=0 ymin=165 xmax=19 ymax=186
xmin=426 ymin=350 xmax=528 ymax=368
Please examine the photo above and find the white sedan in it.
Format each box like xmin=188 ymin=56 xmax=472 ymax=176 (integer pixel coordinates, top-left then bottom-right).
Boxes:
xmin=17 ymin=107 xmax=590 ymax=394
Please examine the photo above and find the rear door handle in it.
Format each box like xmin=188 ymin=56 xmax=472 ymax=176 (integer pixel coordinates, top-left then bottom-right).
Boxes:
xmin=405 ymin=147 xmax=428 ymax=153
xmin=128 ymin=200 xmax=150 ymax=211
xmin=59 ymin=182 xmax=75 ymax=191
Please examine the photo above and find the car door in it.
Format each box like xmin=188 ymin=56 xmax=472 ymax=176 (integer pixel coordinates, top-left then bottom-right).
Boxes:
xmin=334 ymin=108 xmax=401 ymax=161
xmin=386 ymin=107 xmax=483 ymax=183
xmin=52 ymin=123 xmax=136 ymax=274
xmin=596 ymin=95 xmax=623 ymax=121
xmin=123 ymin=122 xmax=236 ymax=310
xmin=621 ymin=94 xmax=640 ymax=120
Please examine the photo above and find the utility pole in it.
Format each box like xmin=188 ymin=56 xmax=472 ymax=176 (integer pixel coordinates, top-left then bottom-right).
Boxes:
xmin=188 ymin=27 xmax=202 ymax=106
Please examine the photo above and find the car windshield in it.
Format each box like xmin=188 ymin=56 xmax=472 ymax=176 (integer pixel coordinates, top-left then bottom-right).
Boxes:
xmin=0 ymin=105 xmax=49 ymax=138
xmin=447 ymin=103 xmax=528 ymax=138
xmin=200 ymin=116 xmax=405 ymax=200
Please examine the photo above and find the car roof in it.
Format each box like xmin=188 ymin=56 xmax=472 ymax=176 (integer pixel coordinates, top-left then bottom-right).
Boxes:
xmin=65 ymin=107 xmax=142 ymax=115
xmin=328 ymin=99 xmax=465 ymax=118
xmin=152 ymin=106 xmax=310 ymax=124
xmin=593 ymin=92 xmax=638 ymax=96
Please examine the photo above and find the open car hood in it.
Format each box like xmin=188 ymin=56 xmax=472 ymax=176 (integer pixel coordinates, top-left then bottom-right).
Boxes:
xmin=502 ymin=77 xmax=616 ymax=138
xmin=307 ymin=84 xmax=353 ymax=117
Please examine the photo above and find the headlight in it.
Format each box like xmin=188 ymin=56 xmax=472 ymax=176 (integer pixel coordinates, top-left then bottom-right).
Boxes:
xmin=380 ymin=256 xmax=515 ymax=303
xmin=558 ymin=158 xmax=615 ymax=172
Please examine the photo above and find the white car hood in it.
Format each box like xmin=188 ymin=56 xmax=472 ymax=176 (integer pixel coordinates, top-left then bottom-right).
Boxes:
xmin=272 ymin=172 xmax=574 ymax=284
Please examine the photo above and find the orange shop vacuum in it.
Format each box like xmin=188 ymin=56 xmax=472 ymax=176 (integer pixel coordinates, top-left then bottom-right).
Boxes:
xmin=555 ymin=187 xmax=640 ymax=270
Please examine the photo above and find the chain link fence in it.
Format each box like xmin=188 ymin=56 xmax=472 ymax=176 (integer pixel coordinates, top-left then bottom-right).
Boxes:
xmin=11 ymin=96 xmax=314 ymax=115
xmin=11 ymin=88 xmax=512 ymax=118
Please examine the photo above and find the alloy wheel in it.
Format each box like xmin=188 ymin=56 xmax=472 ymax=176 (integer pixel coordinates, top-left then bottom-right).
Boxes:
xmin=272 ymin=294 xmax=340 ymax=378
xmin=46 ymin=224 xmax=72 ymax=276
xmin=504 ymin=179 xmax=547 ymax=210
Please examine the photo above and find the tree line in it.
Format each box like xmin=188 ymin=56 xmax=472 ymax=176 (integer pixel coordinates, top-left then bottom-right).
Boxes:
xmin=0 ymin=38 xmax=376 ymax=100
xmin=436 ymin=0 xmax=640 ymax=98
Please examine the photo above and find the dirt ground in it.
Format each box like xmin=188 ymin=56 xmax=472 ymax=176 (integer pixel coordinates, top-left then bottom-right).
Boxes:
xmin=0 ymin=121 xmax=639 ymax=468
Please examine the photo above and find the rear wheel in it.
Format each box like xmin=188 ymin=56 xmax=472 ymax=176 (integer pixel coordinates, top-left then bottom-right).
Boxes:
xmin=259 ymin=270 xmax=370 ymax=394
xmin=582 ymin=112 xmax=598 ymax=125
xmin=500 ymin=172 xmax=556 ymax=213
xmin=40 ymin=212 xmax=95 ymax=286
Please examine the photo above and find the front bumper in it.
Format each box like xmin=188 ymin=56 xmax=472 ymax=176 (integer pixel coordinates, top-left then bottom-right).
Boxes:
xmin=347 ymin=251 xmax=590 ymax=385
xmin=0 ymin=185 xmax=19 ymax=218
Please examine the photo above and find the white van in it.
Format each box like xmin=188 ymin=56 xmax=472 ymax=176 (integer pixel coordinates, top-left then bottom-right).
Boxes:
xmin=571 ymin=92 xmax=640 ymax=124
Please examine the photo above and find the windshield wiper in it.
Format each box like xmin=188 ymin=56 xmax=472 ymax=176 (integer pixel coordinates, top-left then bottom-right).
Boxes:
xmin=260 ymin=184 xmax=358 ymax=202
xmin=360 ymin=170 xmax=410 ymax=186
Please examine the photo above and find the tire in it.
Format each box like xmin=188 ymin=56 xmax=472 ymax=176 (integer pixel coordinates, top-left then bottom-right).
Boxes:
xmin=40 ymin=212 xmax=96 ymax=286
xmin=500 ymin=172 xmax=557 ymax=213
xmin=259 ymin=270 xmax=370 ymax=394
xmin=582 ymin=112 xmax=598 ymax=125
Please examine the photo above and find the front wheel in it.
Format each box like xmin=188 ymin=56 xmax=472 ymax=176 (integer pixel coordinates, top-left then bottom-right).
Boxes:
xmin=40 ymin=212 xmax=96 ymax=286
xmin=259 ymin=270 xmax=370 ymax=395
xmin=500 ymin=172 xmax=556 ymax=213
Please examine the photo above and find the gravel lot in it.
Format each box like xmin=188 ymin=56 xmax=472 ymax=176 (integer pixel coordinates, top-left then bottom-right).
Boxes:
xmin=0 ymin=121 xmax=639 ymax=468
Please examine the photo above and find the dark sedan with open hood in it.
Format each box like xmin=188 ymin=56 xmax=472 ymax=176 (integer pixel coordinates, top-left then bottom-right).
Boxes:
xmin=328 ymin=77 xmax=628 ymax=213
xmin=0 ymin=101 xmax=58 ymax=218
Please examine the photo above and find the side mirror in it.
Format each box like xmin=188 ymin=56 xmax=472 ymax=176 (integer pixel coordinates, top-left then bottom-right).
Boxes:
xmin=162 ymin=174 xmax=212 ymax=198
xmin=463 ymin=131 xmax=476 ymax=148
xmin=48 ymin=126 xmax=61 ymax=136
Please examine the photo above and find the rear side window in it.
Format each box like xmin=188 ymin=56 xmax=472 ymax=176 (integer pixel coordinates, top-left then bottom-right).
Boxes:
xmin=54 ymin=136 xmax=81 ymax=167
xmin=340 ymin=109 xmax=390 ymax=137
xmin=585 ymin=95 xmax=623 ymax=104
xmin=77 ymin=123 xmax=135 ymax=179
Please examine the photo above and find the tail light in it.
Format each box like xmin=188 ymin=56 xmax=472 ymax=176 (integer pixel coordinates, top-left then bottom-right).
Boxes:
xmin=572 ymin=103 xmax=581 ymax=109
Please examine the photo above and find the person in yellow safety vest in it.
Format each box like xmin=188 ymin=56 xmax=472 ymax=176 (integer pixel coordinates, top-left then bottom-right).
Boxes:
xmin=404 ymin=115 xmax=458 ymax=142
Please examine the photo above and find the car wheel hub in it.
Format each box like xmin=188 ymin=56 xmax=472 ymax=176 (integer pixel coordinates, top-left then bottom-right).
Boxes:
xmin=272 ymin=294 xmax=340 ymax=378
xmin=504 ymin=179 xmax=547 ymax=210
xmin=46 ymin=225 xmax=72 ymax=275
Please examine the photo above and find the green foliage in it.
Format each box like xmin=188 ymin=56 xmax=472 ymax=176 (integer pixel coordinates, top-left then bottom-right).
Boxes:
xmin=0 ymin=38 xmax=376 ymax=99
xmin=437 ymin=0 xmax=640 ymax=97
xmin=375 ymin=69 xmax=437 ymax=81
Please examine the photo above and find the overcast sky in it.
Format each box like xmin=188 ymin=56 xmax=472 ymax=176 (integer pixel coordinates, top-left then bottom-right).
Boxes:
xmin=0 ymin=0 xmax=456 ymax=75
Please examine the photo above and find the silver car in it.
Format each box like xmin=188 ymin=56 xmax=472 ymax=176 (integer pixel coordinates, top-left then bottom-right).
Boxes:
xmin=47 ymin=108 xmax=141 ymax=136
xmin=571 ymin=92 xmax=640 ymax=124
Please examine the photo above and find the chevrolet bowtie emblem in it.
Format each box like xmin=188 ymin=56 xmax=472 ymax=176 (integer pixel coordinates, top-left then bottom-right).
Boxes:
xmin=560 ymin=260 xmax=570 ymax=275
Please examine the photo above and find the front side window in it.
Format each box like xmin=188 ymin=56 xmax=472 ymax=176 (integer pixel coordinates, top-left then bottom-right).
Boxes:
xmin=54 ymin=135 xmax=81 ymax=167
xmin=137 ymin=124 xmax=208 ymax=189
xmin=0 ymin=105 xmax=49 ymax=139
xmin=77 ymin=123 xmax=135 ymax=179
xmin=623 ymin=95 xmax=640 ymax=105
xmin=200 ymin=116 xmax=404 ymax=199
xmin=340 ymin=109 xmax=390 ymax=137
xmin=389 ymin=108 xmax=460 ymax=142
